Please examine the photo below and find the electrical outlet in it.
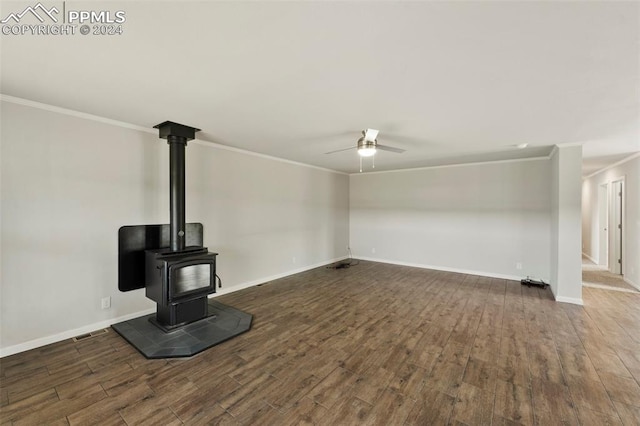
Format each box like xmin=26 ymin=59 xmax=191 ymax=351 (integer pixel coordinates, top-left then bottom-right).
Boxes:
xmin=101 ymin=297 xmax=111 ymax=310
xmin=516 ymin=262 xmax=523 ymax=270
xmin=292 ymin=256 xmax=296 ymax=264
xmin=371 ymin=248 xmax=376 ymax=254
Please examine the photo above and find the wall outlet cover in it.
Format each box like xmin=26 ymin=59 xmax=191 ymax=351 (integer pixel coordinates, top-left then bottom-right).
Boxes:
xmin=101 ymin=297 xmax=111 ymax=309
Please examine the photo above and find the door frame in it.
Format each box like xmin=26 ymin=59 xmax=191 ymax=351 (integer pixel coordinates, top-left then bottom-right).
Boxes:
xmin=597 ymin=183 xmax=608 ymax=267
xmin=609 ymin=176 xmax=625 ymax=275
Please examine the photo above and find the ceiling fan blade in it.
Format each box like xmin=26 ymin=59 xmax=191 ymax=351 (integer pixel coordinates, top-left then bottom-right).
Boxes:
xmin=325 ymin=146 xmax=356 ymax=155
xmin=377 ymin=144 xmax=405 ymax=154
xmin=364 ymin=128 xmax=379 ymax=142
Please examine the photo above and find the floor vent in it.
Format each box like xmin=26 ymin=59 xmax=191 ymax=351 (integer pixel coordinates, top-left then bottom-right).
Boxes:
xmin=72 ymin=328 xmax=109 ymax=342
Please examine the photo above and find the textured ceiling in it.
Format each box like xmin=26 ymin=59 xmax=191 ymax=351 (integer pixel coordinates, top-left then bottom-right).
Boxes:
xmin=1 ymin=1 xmax=638 ymax=174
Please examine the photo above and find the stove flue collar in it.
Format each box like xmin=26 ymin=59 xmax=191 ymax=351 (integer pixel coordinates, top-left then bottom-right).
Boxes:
xmin=154 ymin=121 xmax=200 ymax=141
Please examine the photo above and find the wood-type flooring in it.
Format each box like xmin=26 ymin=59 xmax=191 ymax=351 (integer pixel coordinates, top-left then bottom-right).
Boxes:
xmin=2 ymin=261 xmax=640 ymax=425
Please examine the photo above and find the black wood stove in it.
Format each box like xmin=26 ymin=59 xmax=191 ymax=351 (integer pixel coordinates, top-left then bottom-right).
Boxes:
xmin=146 ymin=121 xmax=218 ymax=330
xmin=113 ymin=121 xmax=252 ymax=358
xmin=145 ymin=246 xmax=217 ymax=330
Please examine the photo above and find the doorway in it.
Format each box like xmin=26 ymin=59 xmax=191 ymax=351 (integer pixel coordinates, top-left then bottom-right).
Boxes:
xmin=582 ymin=177 xmax=635 ymax=293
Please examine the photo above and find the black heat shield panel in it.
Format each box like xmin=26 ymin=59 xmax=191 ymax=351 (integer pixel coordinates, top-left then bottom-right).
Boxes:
xmin=118 ymin=223 xmax=204 ymax=292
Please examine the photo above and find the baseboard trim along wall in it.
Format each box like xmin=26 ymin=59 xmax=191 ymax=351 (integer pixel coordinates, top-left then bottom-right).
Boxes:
xmin=356 ymin=256 xmax=586 ymax=305
xmin=624 ymin=277 xmax=640 ymax=291
xmin=211 ymin=256 xmax=349 ymax=298
xmin=581 ymin=252 xmax=597 ymax=265
xmin=3 ymin=253 xmax=590 ymax=357
xmin=0 ymin=308 xmax=156 ymax=359
xmin=355 ymin=256 xmax=525 ymax=282
xmin=0 ymin=256 xmax=348 ymax=358
xmin=554 ymin=296 xmax=584 ymax=305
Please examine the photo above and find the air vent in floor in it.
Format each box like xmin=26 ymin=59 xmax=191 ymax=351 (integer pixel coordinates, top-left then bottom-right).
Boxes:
xmin=72 ymin=328 xmax=109 ymax=342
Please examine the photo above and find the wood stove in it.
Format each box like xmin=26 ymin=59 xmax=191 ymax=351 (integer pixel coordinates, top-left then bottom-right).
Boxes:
xmin=144 ymin=121 xmax=218 ymax=330
xmin=145 ymin=247 xmax=217 ymax=330
xmin=114 ymin=120 xmax=252 ymax=358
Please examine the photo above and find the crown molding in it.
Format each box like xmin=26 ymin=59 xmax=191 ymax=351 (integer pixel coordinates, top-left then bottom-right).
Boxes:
xmin=0 ymin=94 xmax=347 ymax=176
xmin=583 ymin=152 xmax=640 ymax=180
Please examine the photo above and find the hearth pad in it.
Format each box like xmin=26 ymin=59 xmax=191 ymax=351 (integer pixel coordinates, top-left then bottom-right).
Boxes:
xmin=112 ymin=300 xmax=252 ymax=359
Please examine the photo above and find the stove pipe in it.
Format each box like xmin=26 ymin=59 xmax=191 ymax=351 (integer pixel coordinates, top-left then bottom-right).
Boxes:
xmin=154 ymin=121 xmax=200 ymax=252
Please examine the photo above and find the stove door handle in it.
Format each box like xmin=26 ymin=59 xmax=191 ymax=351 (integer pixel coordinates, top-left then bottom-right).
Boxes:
xmin=215 ymin=273 xmax=222 ymax=289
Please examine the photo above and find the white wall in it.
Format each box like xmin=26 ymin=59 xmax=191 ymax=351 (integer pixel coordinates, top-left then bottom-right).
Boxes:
xmin=582 ymin=155 xmax=640 ymax=288
xmin=349 ymin=159 xmax=552 ymax=281
xmin=186 ymin=138 xmax=349 ymax=285
xmin=0 ymin=100 xmax=349 ymax=355
xmin=549 ymin=146 xmax=583 ymax=304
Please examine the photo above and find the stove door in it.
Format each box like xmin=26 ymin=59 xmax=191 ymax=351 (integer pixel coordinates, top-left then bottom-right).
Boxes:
xmin=169 ymin=259 xmax=215 ymax=300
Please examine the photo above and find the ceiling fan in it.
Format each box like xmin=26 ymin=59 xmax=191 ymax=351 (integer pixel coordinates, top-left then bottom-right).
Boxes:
xmin=324 ymin=129 xmax=406 ymax=172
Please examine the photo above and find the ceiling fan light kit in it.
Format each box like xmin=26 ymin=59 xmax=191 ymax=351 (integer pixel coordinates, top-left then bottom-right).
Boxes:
xmin=357 ymin=138 xmax=377 ymax=157
xmin=325 ymin=128 xmax=405 ymax=172
xmin=358 ymin=128 xmax=379 ymax=157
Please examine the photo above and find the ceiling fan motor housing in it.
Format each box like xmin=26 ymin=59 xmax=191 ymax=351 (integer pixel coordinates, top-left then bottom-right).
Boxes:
xmin=357 ymin=137 xmax=376 ymax=150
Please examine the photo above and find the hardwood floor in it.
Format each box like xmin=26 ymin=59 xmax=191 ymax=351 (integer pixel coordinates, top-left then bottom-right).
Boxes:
xmin=2 ymin=260 xmax=640 ymax=425
xmin=582 ymin=256 xmax=639 ymax=293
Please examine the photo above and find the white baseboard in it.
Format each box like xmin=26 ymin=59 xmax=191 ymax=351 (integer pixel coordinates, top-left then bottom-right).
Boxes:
xmin=211 ymin=256 xmax=348 ymax=297
xmin=358 ymin=257 xmax=586 ymax=305
xmin=0 ymin=256 xmax=347 ymax=359
xmin=623 ymin=276 xmax=640 ymax=291
xmin=581 ymin=252 xmax=597 ymax=264
xmin=545 ymin=280 xmax=584 ymax=306
xmin=0 ymin=308 xmax=156 ymax=358
xmin=356 ymin=256 xmax=525 ymax=281
xmin=554 ymin=296 xmax=584 ymax=305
